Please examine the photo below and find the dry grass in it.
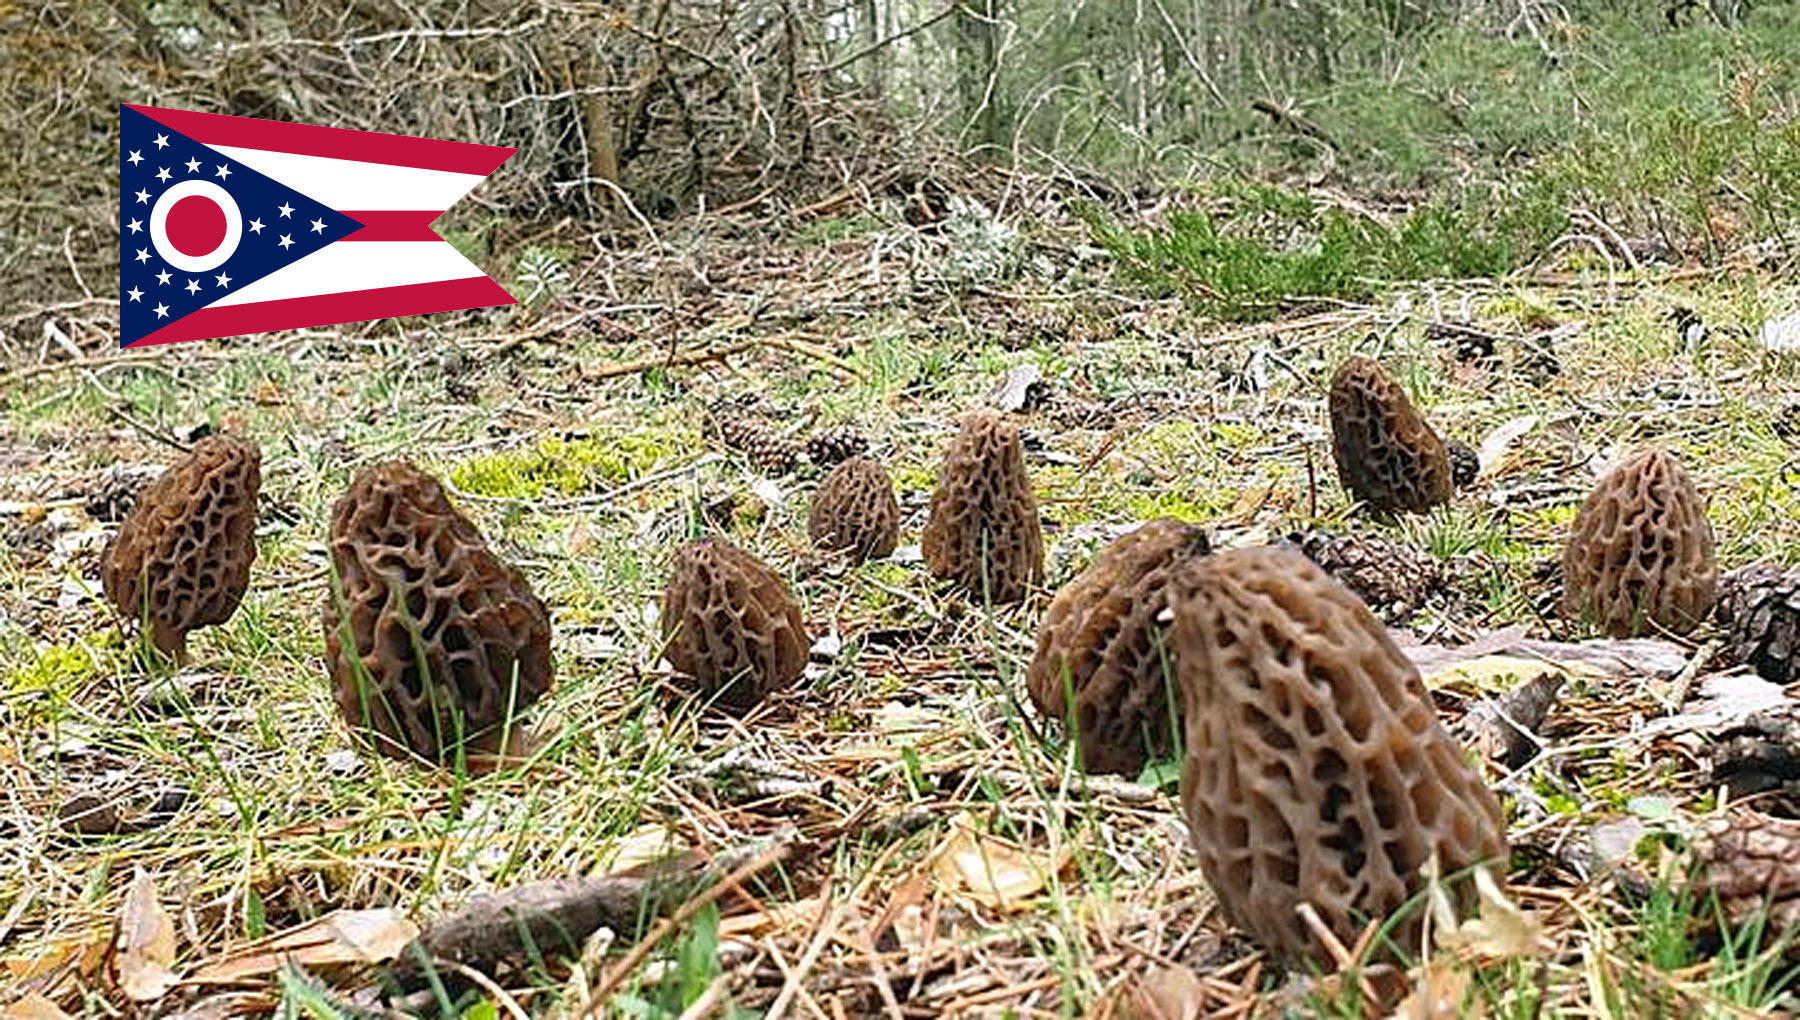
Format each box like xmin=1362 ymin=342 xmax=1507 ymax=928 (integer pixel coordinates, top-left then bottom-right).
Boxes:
xmin=4 ymin=180 xmax=1800 ymax=1018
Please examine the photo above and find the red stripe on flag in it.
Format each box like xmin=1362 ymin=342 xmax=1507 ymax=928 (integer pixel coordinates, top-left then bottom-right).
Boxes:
xmin=337 ymin=211 xmax=445 ymax=242
xmin=123 ymin=277 xmax=517 ymax=348
xmin=124 ymin=104 xmax=516 ymax=176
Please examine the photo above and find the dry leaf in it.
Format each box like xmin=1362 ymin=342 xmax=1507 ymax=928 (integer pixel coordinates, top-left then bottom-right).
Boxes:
xmin=1476 ymin=414 xmax=1538 ymax=476
xmin=1432 ymin=865 xmax=1548 ymax=959
xmin=930 ymin=821 xmax=1065 ymax=912
xmin=0 ymin=994 xmax=75 ymax=1020
xmin=1095 ymin=965 xmax=1207 ymax=1020
xmin=594 ymin=824 xmax=680 ymax=874
xmin=190 ymin=909 xmax=418 ymax=984
xmin=1420 ymin=654 xmax=1574 ymax=696
xmin=1386 ymin=964 xmax=1478 ymax=1020
xmin=115 ymin=868 xmax=179 ymax=1001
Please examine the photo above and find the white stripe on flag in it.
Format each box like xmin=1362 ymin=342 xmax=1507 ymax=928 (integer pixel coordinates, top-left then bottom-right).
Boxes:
xmin=209 ymin=146 xmax=487 ymax=210
xmin=210 ymin=242 xmax=487 ymax=306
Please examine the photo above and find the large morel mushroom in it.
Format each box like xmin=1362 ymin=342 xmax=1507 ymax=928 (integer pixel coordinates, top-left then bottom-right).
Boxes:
xmin=661 ymin=537 xmax=808 ymax=712
xmin=921 ymin=409 xmax=1043 ymax=603
xmin=1026 ymin=519 xmax=1212 ymax=776
xmin=1561 ymin=447 xmax=1717 ymax=638
xmin=1170 ymin=546 xmax=1506 ymax=967
xmin=322 ymin=461 xmax=554 ymax=764
xmin=1328 ymin=356 xmax=1454 ymax=515
xmin=808 ymin=456 xmax=900 ymax=562
xmin=100 ymin=432 xmax=262 ymax=659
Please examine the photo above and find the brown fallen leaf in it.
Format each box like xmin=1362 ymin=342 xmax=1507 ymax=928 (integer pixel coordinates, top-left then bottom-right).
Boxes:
xmin=190 ymin=909 xmax=419 ymax=984
xmin=0 ymin=993 xmax=75 ymax=1020
xmin=930 ymin=820 xmax=1066 ymax=913
xmin=1092 ymin=965 xmax=1207 ymax=1020
xmin=115 ymin=868 xmax=179 ymax=1001
xmin=1386 ymin=963 xmax=1479 ymax=1020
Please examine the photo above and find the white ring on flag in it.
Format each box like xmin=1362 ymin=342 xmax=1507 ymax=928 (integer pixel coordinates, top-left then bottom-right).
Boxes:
xmin=149 ymin=179 xmax=242 ymax=273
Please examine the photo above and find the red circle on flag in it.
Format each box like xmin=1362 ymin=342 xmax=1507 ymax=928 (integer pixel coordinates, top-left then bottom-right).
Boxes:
xmin=165 ymin=196 xmax=228 ymax=257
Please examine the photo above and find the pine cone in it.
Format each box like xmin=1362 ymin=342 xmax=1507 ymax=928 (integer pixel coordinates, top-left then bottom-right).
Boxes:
xmin=711 ymin=403 xmax=801 ymax=475
xmin=1290 ymin=530 xmax=1443 ymax=623
xmin=1719 ymin=565 xmax=1800 ymax=684
xmin=1447 ymin=438 xmax=1479 ymax=489
xmin=804 ymin=425 xmax=869 ymax=468
xmin=1691 ymin=813 xmax=1800 ymax=954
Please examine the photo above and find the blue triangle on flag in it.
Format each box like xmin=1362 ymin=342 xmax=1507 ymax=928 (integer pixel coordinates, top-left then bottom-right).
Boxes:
xmin=118 ymin=105 xmax=363 ymax=348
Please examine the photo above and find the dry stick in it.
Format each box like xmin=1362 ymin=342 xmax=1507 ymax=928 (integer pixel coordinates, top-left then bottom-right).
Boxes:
xmin=0 ymin=349 xmax=193 ymax=390
xmin=581 ymin=338 xmax=763 ymax=381
xmin=583 ymin=841 xmax=793 ymax=1012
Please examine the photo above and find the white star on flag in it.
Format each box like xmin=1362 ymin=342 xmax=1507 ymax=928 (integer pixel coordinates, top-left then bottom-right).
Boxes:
xmin=156 ymin=167 xmax=171 ymax=183
xmin=135 ymin=189 xmax=150 ymax=203
xmin=127 ymin=150 xmax=143 ymax=165
xmin=153 ymin=133 xmax=168 ymax=148
xmin=277 ymin=203 xmax=293 ymax=218
xmin=127 ymin=219 xmax=142 ymax=233
xmin=249 ymin=218 xmax=263 ymax=234
xmin=310 ymin=218 xmax=325 ymax=233
xmin=154 ymin=303 xmax=169 ymax=317
xmin=215 ymin=272 xmax=231 ymax=287
xmin=127 ymin=287 xmax=142 ymax=302
xmin=185 ymin=279 xmax=201 ymax=294
xmin=134 ymin=248 xmax=150 ymax=263
xmin=185 ymin=157 xmax=201 ymax=172
xmin=278 ymin=234 xmax=293 ymax=249
xmin=156 ymin=269 xmax=171 ymax=285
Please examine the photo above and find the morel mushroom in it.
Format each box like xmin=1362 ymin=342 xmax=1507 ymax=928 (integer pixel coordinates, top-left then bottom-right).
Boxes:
xmin=1170 ymin=546 xmax=1507 ymax=967
xmin=322 ymin=461 xmax=554 ymax=764
xmin=1328 ymin=356 xmax=1454 ymax=515
xmin=1718 ymin=565 xmax=1800 ymax=684
xmin=661 ymin=537 xmax=807 ymax=712
xmin=100 ymin=433 xmax=261 ymax=659
xmin=921 ymin=409 xmax=1044 ymax=603
xmin=1561 ymin=447 xmax=1717 ymax=638
xmin=808 ymin=456 xmax=900 ymax=562
xmin=1026 ymin=519 xmax=1212 ymax=776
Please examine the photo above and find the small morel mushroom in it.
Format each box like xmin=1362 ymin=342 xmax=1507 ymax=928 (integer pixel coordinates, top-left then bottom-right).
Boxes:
xmin=322 ymin=461 xmax=554 ymax=764
xmin=1026 ymin=519 xmax=1212 ymax=776
xmin=100 ymin=433 xmax=262 ymax=659
xmin=921 ymin=409 xmax=1044 ymax=603
xmin=1561 ymin=447 xmax=1717 ymax=638
xmin=1717 ymin=565 xmax=1800 ymax=684
xmin=808 ymin=456 xmax=900 ymax=562
xmin=661 ymin=537 xmax=808 ymax=712
xmin=1170 ymin=546 xmax=1507 ymax=967
xmin=1328 ymin=356 xmax=1454 ymax=515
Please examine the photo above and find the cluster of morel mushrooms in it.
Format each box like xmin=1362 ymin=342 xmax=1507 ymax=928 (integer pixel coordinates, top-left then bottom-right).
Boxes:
xmin=96 ymin=353 xmax=1793 ymax=973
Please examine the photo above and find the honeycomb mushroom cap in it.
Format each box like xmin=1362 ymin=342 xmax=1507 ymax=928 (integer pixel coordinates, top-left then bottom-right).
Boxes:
xmin=1026 ymin=519 xmax=1212 ymax=776
xmin=1328 ymin=356 xmax=1454 ymax=515
xmin=661 ymin=537 xmax=808 ymax=712
xmin=321 ymin=461 xmax=554 ymax=764
xmin=1170 ymin=546 xmax=1506 ymax=967
xmin=921 ymin=409 xmax=1044 ymax=603
xmin=100 ymin=433 xmax=262 ymax=657
xmin=808 ymin=456 xmax=900 ymax=562
xmin=1561 ymin=447 xmax=1717 ymax=638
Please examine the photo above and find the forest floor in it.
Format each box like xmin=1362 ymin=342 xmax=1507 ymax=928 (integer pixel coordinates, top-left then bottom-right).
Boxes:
xmin=5 ymin=170 xmax=1800 ymax=1019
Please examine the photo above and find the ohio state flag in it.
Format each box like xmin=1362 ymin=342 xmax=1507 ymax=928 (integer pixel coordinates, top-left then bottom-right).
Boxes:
xmin=118 ymin=104 xmax=516 ymax=348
